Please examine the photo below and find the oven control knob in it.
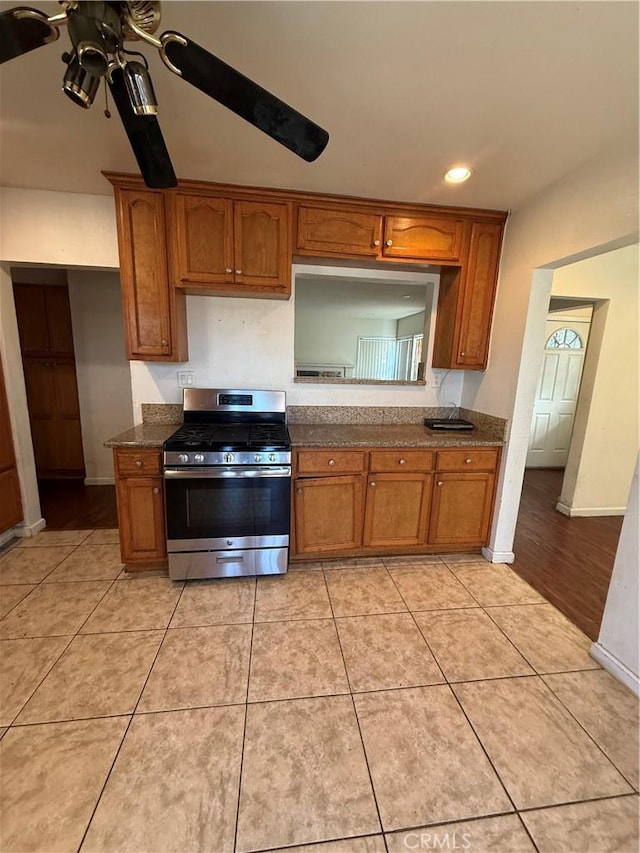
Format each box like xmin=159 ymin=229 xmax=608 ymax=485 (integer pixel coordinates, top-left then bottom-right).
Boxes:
xmin=223 ymin=452 xmax=235 ymax=464
xmin=268 ymin=453 xmax=277 ymax=463
xmin=178 ymin=454 xmax=189 ymax=464
xmin=254 ymin=454 xmax=263 ymax=463
xmin=194 ymin=453 xmax=205 ymax=463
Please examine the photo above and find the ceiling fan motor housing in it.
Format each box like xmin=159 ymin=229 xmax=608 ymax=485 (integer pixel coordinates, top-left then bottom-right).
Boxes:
xmin=119 ymin=0 xmax=161 ymax=41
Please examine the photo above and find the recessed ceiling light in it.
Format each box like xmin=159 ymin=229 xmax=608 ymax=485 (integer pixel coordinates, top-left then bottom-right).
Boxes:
xmin=444 ymin=166 xmax=472 ymax=184
xmin=402 ymin=294 xmax=412 ymax=299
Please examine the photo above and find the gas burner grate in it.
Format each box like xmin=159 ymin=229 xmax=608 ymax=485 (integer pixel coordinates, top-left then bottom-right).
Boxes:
xmin=248 ymin=424 xmax=291 ymax=446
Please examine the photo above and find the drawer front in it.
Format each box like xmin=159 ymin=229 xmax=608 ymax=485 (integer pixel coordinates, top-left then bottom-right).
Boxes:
xmin=115 ymin=449 xmax=163 ymax=477
xmin=436 ymin=448 xmax=499 ymax=472
xmin=369 ymin=450 xmax=434 ymax=473
xmin=296 ymin=449 xmax=367 ymax=475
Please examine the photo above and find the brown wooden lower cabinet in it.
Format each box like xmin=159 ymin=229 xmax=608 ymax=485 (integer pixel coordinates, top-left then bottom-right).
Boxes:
xmin=114 ymin=449 xmax=166 ymax=564
xmin=292 ymin=445 xmax=499 ymax=559
xmin=0 ymin=355 xmax=23 ymax=533
xmin=294 ymin=474 xmax=364 ymax=554
xmin=363 ymin=473 xmax=433 ymax=548
xmin=428 ymin=472 xmax=495 ymax=547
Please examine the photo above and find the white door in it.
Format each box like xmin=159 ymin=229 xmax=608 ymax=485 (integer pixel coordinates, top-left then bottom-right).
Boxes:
xmin=526 ymin=321 xmax=588 ymax=468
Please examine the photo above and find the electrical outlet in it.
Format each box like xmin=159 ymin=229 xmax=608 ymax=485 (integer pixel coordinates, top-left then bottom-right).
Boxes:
xmin=177 ymin=371 xmax=195 ymax=388
xmin=431 ymin=372 xmax=443 ymax=388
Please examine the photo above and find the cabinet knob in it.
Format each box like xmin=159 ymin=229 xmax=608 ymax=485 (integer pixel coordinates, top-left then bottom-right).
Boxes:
xmin=465 ymin=458 xmax=472 ymax=464
xmin=328 ymin=459 xmax=335 ymax=466
xmin=135 ymin=460 xmax=143 ymax=467
xmin=370 ymin=481 xmax=376 ymax=487
xmin=385 ymin=239 xmax=393 ymax=247
xmin=460 ymin=351 xmax=466 ymax=357
xmin=153 ymin=487 xmax=159 ymax=494
xmin=235 ymin=269 xmax=242 ymax=275
xmin=296 ymin=488 xmax=303 ymax=494
xmin=161 ymin=339 xmax=168 ymax=347
xmin=437 ymin=481 xmax=443 ymax=487
xmin=399 ymin=458 xmax=406 ymax=465
xmin=225 ymin=268 xmax=233 ymax=274
xmin=373 ymin=239 xmax=381 ymax=247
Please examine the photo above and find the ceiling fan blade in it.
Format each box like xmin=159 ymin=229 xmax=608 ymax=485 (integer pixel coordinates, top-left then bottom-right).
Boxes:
xmin=108 ymin=66 xmax=177 ymax=189
xmin=161 ymin=33 xmax=329 ymax=163
xmin=0 ymin=6 xmax=59 ymax=64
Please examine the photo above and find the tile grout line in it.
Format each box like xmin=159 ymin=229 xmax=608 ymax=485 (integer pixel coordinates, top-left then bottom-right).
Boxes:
xmin=233 ymin=577 xmax=258 ymax=853
xmin=321 ymin=567 xmax=389 ymax=853
xmin=74 ymin=578 xmax=186 ymax=852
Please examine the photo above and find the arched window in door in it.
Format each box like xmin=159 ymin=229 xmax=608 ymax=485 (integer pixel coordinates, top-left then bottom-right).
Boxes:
xmin=545 ymin=328 xmax=584 ymax=349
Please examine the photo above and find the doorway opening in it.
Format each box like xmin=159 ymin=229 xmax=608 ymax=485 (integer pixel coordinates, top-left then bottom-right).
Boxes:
xmin=10 ymin=266 xmax=133 ymax=530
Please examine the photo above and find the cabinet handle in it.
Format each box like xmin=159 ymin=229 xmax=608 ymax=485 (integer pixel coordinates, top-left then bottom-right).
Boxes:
xmin=437 ymin=481 xmax=444 ymax=486
xmin=370 ymin=481 xmax=376 ymax=487
xmin=328 ymin=459 xmax=335 ymax=466
xmin=235 ymin=269 xmax=242 ymax=275
xmin=153 ymin=487 xmax=160 ymax=494
xmin=399 ymin=458 xmax=406 ymax=465
xmin=373 ymin=239 xmax=381 ymax=247
xmin=385 ymin=239 xmax=393 ymax=247
xmin=465 ymin=458 xmax=472 ymax=464
xmin=460 ymin=351 xmax=466 ymax=357
xmin=135 ymin=460 xmax=143 ymax=467
xmin=161 ymin=339 xmax=168 ymax=347
xmin=225 ymin=268 xmax=233 ymax=274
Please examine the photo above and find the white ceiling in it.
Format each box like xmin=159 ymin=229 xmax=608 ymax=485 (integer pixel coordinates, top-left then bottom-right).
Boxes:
xmin=0 ymin=1 xmax=637 ymax=209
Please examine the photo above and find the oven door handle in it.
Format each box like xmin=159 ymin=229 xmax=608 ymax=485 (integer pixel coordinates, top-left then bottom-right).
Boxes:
xmin=164 ymin=466 xmax=291 ymax=479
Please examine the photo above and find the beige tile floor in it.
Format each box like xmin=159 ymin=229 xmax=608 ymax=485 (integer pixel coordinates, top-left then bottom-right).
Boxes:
xmin=0 ymin=532 xmax=638 ymax=853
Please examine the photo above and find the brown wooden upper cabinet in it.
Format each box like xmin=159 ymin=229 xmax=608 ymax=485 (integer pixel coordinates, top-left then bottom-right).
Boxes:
xmin=113 ymin=187 xmax=188 ymax=362
xmin=432 ymin=221 xmax=503 ymax=370
xmin=296 ymin=206 xmax=466 ymax=263
xmin=170 ymin=192 xmax=291 ymax=297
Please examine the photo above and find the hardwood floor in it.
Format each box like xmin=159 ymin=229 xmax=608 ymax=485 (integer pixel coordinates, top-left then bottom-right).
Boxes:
xmin=511 ymin=468 xmax=623 ymax=641
xmin=38 ymin=479 xmax=118 ymax=530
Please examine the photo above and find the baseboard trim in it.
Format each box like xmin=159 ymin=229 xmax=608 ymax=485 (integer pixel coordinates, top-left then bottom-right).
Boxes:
xmin=556 ymin=502 xmax=626 ymax=517
xmin=482 ymin=546 xmax=515 ymax=564
xmin=84 ymin=478 xmax=116 ymax=486
xmin=590 ymin=642 xmax=639 ymax=697
xmin=1 ymin=517 xmax=47 ymax=546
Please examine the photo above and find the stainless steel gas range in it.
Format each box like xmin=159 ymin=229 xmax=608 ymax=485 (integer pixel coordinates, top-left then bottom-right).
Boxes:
xmin=163 ymin=388 xmax=291 ymax=580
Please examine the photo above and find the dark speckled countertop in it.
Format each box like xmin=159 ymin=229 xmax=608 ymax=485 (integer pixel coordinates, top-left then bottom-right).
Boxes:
xmin=104 ymin=423 xmax=179 ymax=448
xmin=289 ymin=423 xmax=503 ymax=448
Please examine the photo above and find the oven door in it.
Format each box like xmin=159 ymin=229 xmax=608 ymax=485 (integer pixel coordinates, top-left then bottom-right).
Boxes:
xmin=164 ymin=466 xmax=291 ymax=552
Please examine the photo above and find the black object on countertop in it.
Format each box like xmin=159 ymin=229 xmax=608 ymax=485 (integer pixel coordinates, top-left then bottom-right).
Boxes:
xmin=424 ymin=418 xmax=475 ymax=431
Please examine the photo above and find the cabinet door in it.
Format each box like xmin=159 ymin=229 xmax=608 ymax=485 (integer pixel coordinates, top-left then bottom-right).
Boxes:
xmin=13 ymin=284 xmax=50 ymax=356
xmin=0 ymin=469 xmax=22 ymax=533
xmin=456 ymin=221 xmax=502 ymax=368
xmin=364 ymin=473 xmax=432 ymax=548
xmin=115 ymin=188 xmax=187 ymax=361
xmin=383 ymin=216 xmax=465 ymax=262
xmin=51 ymin=360 xmax=85 ymax=474
xmin=296 ymin=206 xmax=382 ymax=257
xmin=294 ymin=475 xmax=364 ymax=554
xmin=22 ymin=358 xmax=58 ymax=474
xmin=428 ymin=472 xmax=495 ymax=547
xmin=173 ymin=194 xmax=234 ymax=286
xmin=234 ymin=200 xmax=291 ymax=294
xmin=45 ymin=287 xmax=75 ymax=357
xmin=116 ymin=476 xmax=166 ymax=562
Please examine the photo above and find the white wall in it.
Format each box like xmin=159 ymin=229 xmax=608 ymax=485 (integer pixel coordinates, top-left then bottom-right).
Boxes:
xmin=552 ymin=245 xmax=638 ymax=515
xmin=462 ymin=135 xmax=639 ymax=561
xmin=295 ymin=311 xmax=396 ymax=370
xmin=397 ymin=311 xmax=426 ymax=338
xmin=67 ymin=270 xmax=134 ymax=483
xmin=591 ymin=457 xmax=640 ymax=696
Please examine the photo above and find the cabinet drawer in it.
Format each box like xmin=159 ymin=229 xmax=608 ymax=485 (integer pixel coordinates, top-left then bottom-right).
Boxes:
xmin=369 ymin=450 xmax=434 ymax=473
xmin=297 ymin=449 xmax=367 ymax=475
xmin=436 ymin=448 xmax=499 ymax=472
xmin=115 ymin=449 xmax=162 ymax=477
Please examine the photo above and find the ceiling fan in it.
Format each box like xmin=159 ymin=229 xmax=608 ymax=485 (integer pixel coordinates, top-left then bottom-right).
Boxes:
xmin=0 ymin=1 xmax=330 ymax=188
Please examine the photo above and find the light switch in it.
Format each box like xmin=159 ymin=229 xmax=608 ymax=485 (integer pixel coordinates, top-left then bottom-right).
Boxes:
xmin=177 ymin=371 xmax=195 ymax=388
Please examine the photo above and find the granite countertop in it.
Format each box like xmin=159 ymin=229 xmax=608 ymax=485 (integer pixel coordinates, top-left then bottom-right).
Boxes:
xmin=289 ymin=423 xmax=504 ymax=448
xmin=104 ymin=423 xmax=179 ymax=448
